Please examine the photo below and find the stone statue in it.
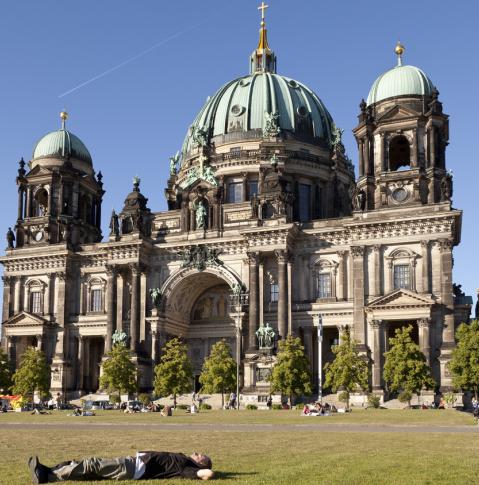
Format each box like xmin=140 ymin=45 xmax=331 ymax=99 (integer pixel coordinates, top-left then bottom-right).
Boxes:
xmin=196 ymin=200 xmax=207 ymax=229
xmin=178 ymin=245 xmax=223 ymax=272
xmin=6 ymin=227 xmax=15 ymax=249
xmin=109 ymin=210 xmax=119 ymax=238
xmin=440 ymin=175 xmax=452 ymax=202
xmin=202 ymin=165 xmax=219 ymax=186
xmin=256 ymin=323 xmax=275 ymax=350
xmin=331 ymin=123 xmax=346 ymax=154
xmin=169 ymin=151 xmax=180 ymax=176
xmin=263 ymin=111 xmax=281 ymax=137
xmin=112 ymin=329 xmax=127 ymax=346
xmin=231 ymin=283 xmax=242 ymax=296
xmin=192 ymin=126 xmax=208 ymax=148
xmin=352 ymin=189 xmax=366 ymax=211
xmin=149 ymin=288 xmax=162 ymax=308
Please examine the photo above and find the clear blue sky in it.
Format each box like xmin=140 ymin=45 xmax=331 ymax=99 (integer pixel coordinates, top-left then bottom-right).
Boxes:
xmin=0 ymin=0 xmax=477 ymax=302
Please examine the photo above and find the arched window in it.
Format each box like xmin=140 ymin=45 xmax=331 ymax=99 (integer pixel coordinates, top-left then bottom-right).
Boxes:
xmin=386 ymin=249 xmax=418 ymax=292
xmin=26 ymin=279 xmax=46 ymax=314
xmin=34 ymin=188 xmax=48 ymax=217
xmin=86 ymin=277 xmax=106 ymax=313
xmin=389 ymin=135 xmax=411 ymax=171
xmin=313 ymin=259 xmax=338 ymax=300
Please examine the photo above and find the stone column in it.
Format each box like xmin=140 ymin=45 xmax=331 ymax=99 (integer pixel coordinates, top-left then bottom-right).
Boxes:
xmin=76 ymin=336 xmax=83 ymax=392
xmin=105 ymin=266 xmax=117 ymax=353
xmin=302 ymin=327 xmax=313 ymax=374
xmin=54 ymin=272 xmax=67 ymax=358
xmin=151 ymin=331 xmax=158 ymax=365
xmin=275 ymin=250 xmax=288 ymax=340
xmin=43 ymin=274 xmax=52 ymax=317
xmin=421 ymin=241 xmax=430 ymax=294
xmin=14 ymin=277 xmax=21 ymax=314
xmin=116 ymin=270 xmax=125 ymax=332
xmin=2 ymin=276 xmax=12 ymax=321
xmin=25 ymin=186 xmax=32 ymax=218
xmin=385 ymin=260 xmax=393 ymax=294
xmin=258 ymin=258 xmax=264 ymax=327
xmin=371 ymin=320 xmax=383 ymax=390
xmin=337 ymin=251 xmax=346 ymax=300
xmin=129 ymin=264 xmax=141 ymax=353
xmin=36 ymin=334 xmax=43 ymax=351
xmin=372 ymin=245 xmax=381 ymax=297
xmin=418 ymin=318 xmax=432 ymax=367
xmin=247 ymin=252 xmax=259 ymax=351
xmin=358 ymin=140 xmax=364 ymax=176
xmin=17 ymin=187 xmax=24 ymax=220
xmin=287 ymin=256 xmax=293 ymax=335
xmin=140 ymin=269 xmax=147 ymax=342
xmin=351 ymin=246 xmax=366 ymax=348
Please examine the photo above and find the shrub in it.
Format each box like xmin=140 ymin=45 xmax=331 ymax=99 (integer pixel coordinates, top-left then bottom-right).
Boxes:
xmin=199 ymin=403 xmax=212 ymax=410
xmin=443 ymin=392 xmax=457 ymax=408
xmin=398 ymin=390 xmax=413 ymax=405
xmin=246 ymin=404 xmax=258 ymax=410
xmin=109 ymin=395 xmax=120 ymax=404
xmin=176 ymin=404 xmax=188 ymax=410
xmin=367 ymin=393 xmax=381 ymax=409
xmin=338 ymin=391 xmax=349 ymax=404
xmin=138 ymin=393 xmax=151 ymax=406
xmin=272 ymin=403 xmax=283 ymax=410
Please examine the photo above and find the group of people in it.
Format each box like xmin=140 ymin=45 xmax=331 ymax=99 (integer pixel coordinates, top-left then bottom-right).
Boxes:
xmin=302 ymin=402 xmax=337 ymax=416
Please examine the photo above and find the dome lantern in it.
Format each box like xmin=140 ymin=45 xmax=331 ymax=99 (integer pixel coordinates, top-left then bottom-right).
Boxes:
xmin=250 ymin=1 xmax=277 ymax=74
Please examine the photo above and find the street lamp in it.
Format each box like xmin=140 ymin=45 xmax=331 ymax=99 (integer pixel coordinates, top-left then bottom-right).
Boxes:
xmin=230 ymin=287 xmax=247 ymax=410
xmin=315 ymin=314 xmax=323 ymax=404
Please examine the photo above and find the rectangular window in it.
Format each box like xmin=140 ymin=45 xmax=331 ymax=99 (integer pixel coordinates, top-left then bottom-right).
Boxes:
xmin=230 ymin=146 xmax=241 ymax=155
xmin=317 ymin=273 xmax=332 ymax=299
xmin=248 ymin=180 xmax=258 ymax=200
xmin=31 ymin=291 xmax=42 ymax=314
xmin=227 ymin=182 xmax=243 ymax=203
xmin=270 ymin=283 xmax=279 ymax=303
xmin=393 ymin=264 xmax=410 ymax=290
xmin=298 ymin=183 xmax=311 ymax=222
xmin=90 ymin=289 xmax=103 ymax=312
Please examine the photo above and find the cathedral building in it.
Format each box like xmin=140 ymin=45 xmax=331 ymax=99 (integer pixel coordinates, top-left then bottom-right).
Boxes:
xmin=0 ymin=7 xmax=471 ymax=401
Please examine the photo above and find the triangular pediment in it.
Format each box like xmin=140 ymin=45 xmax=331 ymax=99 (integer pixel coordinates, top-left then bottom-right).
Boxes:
xmin=377 ymin=104 xmax=421 ymax=122
xmin=26 ymin=165 xmax=53 ymax=178
xmin=367 ymin=289 xmax=435 ymax=309
xmin=2 ymin=311 xmax=50 ymax=327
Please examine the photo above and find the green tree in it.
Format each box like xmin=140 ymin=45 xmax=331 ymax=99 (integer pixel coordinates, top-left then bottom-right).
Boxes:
xmin=0 ymin=348 xmax=12 ymax=393
xmin=383 ymin=325 xmax=435 ymax=407
xmin=324 ymin=327 xmax=369 ymax=410
xmin=270 ymin=335 xmax=312 ymax=408
xmin=12 ymin=347 xmax=50 ymax=402
xmin=154 ymin=337 xmax=192 ymax=407
xmin=449 ymin=320 xmax=479 ymax=399
xmin=99 ymin=343 xmax=137 ymax=404
xmin=199 ymin=339 xmax=237 ymax=408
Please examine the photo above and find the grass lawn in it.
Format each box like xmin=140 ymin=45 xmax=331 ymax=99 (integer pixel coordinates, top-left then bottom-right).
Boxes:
xmin=1 ymin=409 xmax=477 ymax=484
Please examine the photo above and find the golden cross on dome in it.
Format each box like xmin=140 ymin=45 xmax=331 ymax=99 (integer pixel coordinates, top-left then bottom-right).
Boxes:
xmin=258 ymin=2 xmax=269 ymax=23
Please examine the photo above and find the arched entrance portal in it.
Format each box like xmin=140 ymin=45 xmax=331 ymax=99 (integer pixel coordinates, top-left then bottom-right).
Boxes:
xmin=160 ymin=267 xmax=244 ymax=391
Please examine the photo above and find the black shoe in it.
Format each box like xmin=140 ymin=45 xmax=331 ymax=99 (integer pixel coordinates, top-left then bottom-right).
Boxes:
xmin=28 ymin=456 xmax=49 ymax=484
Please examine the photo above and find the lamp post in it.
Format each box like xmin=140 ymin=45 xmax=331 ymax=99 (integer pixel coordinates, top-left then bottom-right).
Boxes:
xmin=231 ymin=287 xmax=247 ymax=410
xmin=316 ymin=314 xmax=323 ymax=404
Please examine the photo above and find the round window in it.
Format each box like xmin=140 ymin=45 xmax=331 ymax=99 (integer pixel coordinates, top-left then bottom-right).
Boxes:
xmin=392 ymin=187 xmax=408 ymax=203
xmin=288 ymin=80 xmax=299 ymax=88
xmin=230 ymin=104 xmax=245 ymax=116
xmin=297 ymin=106 xmax=307 ymax=117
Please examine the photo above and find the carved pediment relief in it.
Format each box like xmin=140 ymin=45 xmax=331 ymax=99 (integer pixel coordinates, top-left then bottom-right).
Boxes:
xmin=367 ymin=289 xmax=435 ymax=310
xmin=2 ymin=311 xmax=50 ymax=327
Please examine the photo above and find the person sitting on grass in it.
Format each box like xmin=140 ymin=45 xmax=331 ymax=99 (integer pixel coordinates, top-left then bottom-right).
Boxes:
xmin=28 ymin=451 xmax=214 ymax=483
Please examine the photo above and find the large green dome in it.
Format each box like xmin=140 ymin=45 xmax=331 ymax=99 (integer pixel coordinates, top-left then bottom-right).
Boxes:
xmin=33 ymin=129 xmax=92 ymax=165
xmin=367 ymin=64 xmax=434 ymax=106
xmin=181 ymin=72 xmax=335 ymax=158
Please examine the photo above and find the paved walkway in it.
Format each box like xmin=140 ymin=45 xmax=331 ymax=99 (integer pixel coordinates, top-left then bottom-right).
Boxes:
xmin=3 ymin=422 xmax=479 ymax=433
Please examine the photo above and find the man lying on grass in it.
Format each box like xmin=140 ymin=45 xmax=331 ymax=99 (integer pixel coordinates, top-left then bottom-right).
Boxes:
xmin=28 ymin=451 xmax=214 ymax=483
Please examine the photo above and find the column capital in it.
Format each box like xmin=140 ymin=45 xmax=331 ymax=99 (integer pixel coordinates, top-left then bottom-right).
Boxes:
xmin=417 ymin=318 xmax=431 ymax=328
xmin=56 ymin=271 xmax=67 ymax=282
xmin=105 ymin=265 xmax=119 ymax=278
xmin=438 ymin=239 xmax=453 ymax=252
xmin=370 ymin=319 xmax=383 ymax=329
xmin=351 ymin=246 xmax=364 ymax=258
xmin=246 ymin=251 xmax=260 ymax=265
xmin=337 ymin=250 xmax=347 ymax=258
xmin=274 ymin=249 xmax=288 ymax=263
xmin=129 ymin=262 xmax=144 ymax=275
xmin=420 ymin=240 xmax=429 ymax=249
xmin=2 ymin=275 xmax=13 ymax=285
xmin=372 ymin=244 xmax=382 ymax=253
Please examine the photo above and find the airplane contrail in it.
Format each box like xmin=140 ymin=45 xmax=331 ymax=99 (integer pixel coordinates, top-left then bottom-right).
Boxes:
xmin=58 ymin=22 xmax=206 ymax=98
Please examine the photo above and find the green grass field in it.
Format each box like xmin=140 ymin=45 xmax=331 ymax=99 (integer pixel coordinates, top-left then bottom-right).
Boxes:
xmin=1 ymin=409 xmax=477 ymax=484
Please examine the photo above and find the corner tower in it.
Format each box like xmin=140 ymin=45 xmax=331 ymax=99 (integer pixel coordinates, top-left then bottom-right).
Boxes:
xmin=353 ymin=42 xmax=451 ymax=211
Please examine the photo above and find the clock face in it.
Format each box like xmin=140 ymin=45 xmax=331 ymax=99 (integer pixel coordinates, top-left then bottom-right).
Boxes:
xmin=392 ymin=187 xmax=408 ymax=203
xmin=34 ymin=231 xmax=44 ymax=242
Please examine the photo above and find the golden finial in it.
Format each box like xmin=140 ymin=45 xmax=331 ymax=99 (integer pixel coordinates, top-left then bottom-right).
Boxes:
xmin=60 ymin=110 xmax=68 ymax=129
xmin=395 ymin=41 xmax=405 ymax=66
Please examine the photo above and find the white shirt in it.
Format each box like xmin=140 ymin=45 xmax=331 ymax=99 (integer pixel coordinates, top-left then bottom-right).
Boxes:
xmin=133 ymin=452 xmax=146 ymax=480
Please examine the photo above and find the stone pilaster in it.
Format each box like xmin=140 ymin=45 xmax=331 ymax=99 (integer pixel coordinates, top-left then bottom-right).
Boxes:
xmin=302 ymin=327 xmax=313 ymax=374
xmin=247 ymin=252 xmax=259 ymax=351
xmin=371 ymin=319 xmax=383 ymax=390
xmin=129 ymin=263 xmax=141 ymax=353
xmin=351 ymin=246 xmax=366 ymax=348
xmin=421 ymin=240 xmax=430 ymax=293
xmin=2 ymin=276 xmax=12 ymax=321
xmin=337 ymin=251 xmax=346 ymax=300
xmin=13 ymin=277 xmax=21 ymax=314
xmin=36 ymin=334 xmax=43 ymax=351
xmin=77 ymin=336 xmax=84 ymax=393
xmin=275 ymin=249 xmax=288 ymax=340
xmin=371 ymin=245 xmax=381 ymax=297
xmin=418 ymin=318 xmax=432 ymax=367
xmin=105 ymin=266 xmax=117 ymax=353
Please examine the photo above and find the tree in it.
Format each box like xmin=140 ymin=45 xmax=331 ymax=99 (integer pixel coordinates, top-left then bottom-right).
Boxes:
xmin=99 ymin=343 xmax=137 ymax=404
xmin=154 ymin=337 xmax=192 ymax=407
xmin=0 ymin=348 xmax=12 ymax=393
xmin=324 ymin=327 xmax=369 ymax=411
xmin=383 ymin=325 xmax=435 ymax=407
xmin=270 ymin=335 xmax=312 ymax=408
xmin=12 ymin=347 xmax=50 ymax=401
xmin=199 ymin=339 xmax=236 ymax=408
xmin=449 ymin=320 xmax=479 ymax=399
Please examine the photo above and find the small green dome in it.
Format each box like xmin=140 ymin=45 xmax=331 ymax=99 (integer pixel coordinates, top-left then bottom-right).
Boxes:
xmin=181 ymin=72 xmax=334 ymax=159
xmin=367 ymin=64 xmax=434 ymax=106
xmin=33 ymin=129 xmax=92 ymax=165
